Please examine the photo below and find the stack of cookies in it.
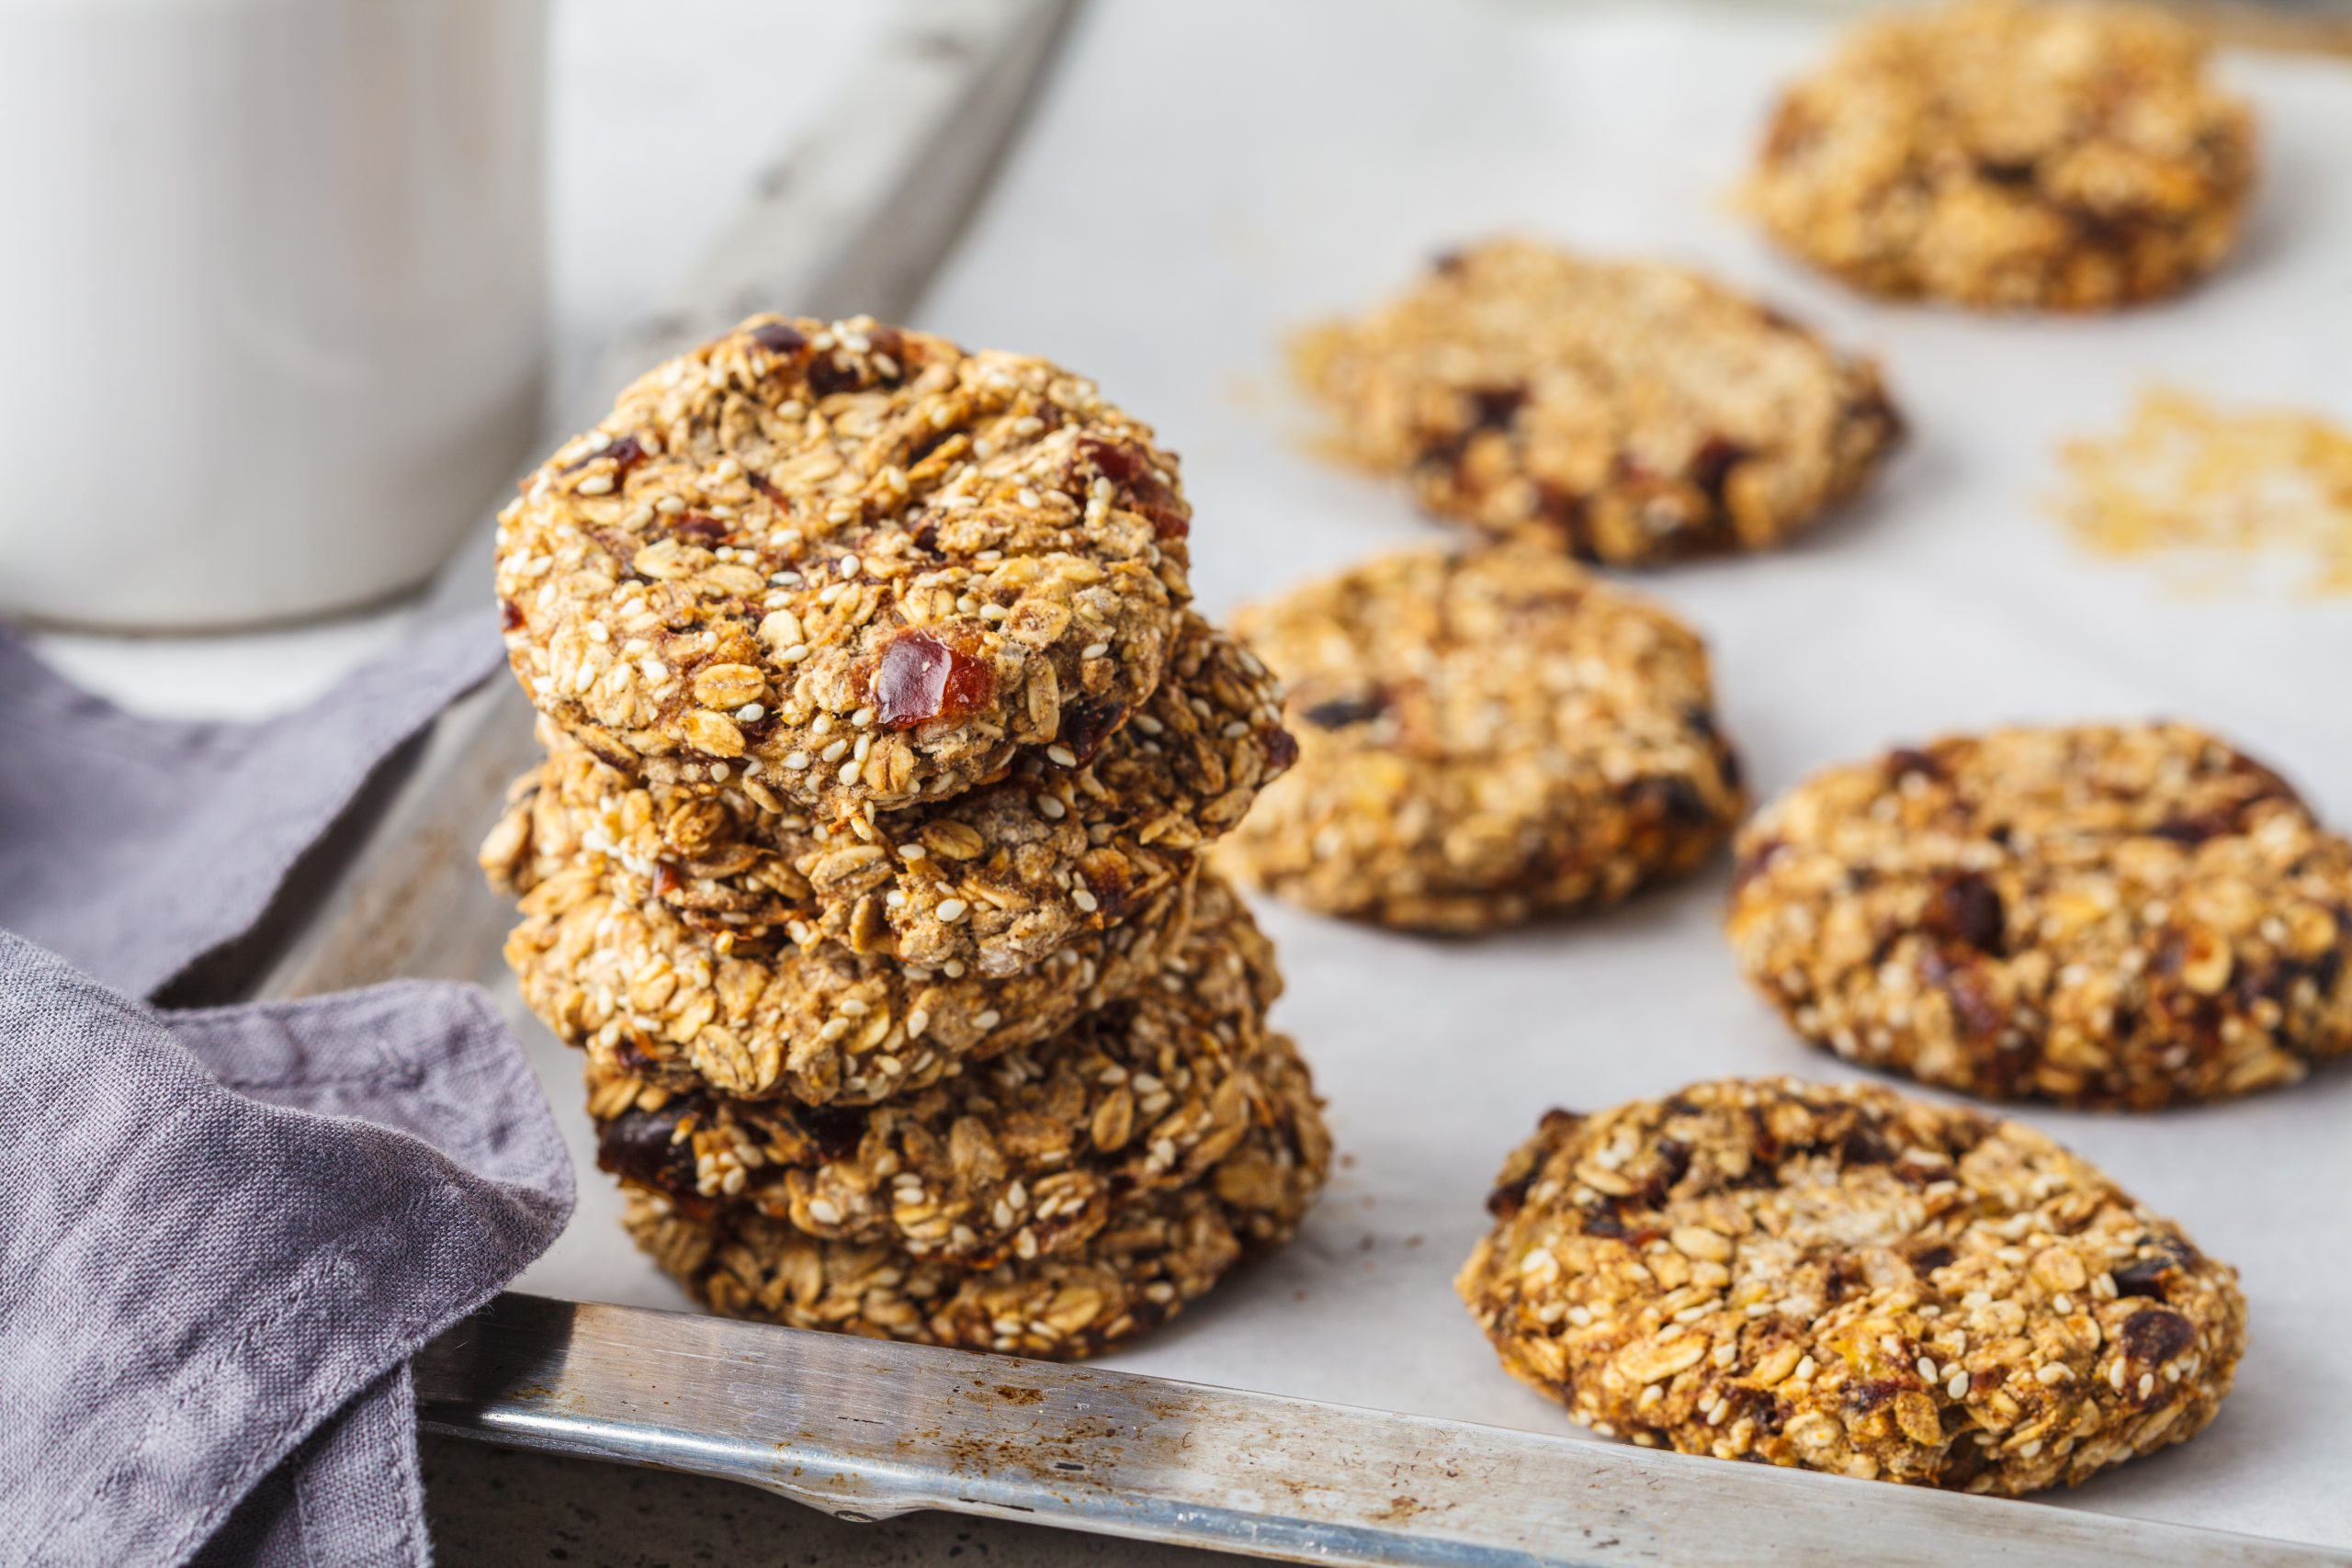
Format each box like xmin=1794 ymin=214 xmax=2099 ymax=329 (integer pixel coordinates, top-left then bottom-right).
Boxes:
xmin=480 ymin=315 xmax=1326 ymax=1357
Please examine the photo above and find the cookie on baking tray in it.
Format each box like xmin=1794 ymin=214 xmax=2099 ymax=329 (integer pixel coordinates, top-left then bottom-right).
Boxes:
xmin=1745 ymin=0 xmax=2256 ymax=311
xmin=1459 ymin=1077 xmax=2245 ymax=1495
xmin=495 ymin=313 xmax=1196 ymax=819
xmin=494 ymin=843 xmax=1196 ymax=1108
xmin=625 ymin=1026 xmax=1329 ymax=1359
xmin=584 ymin=874 xmax=1299 ymax=1268
xmin=1291 ymin=239 xmax=1901 ymax=564
xmin=485 ymin=610 xmax=1292 ymax=982
xmin=1219 ymin=545 xmax=1747 ymax=932
xmin=1727 ymin=722 xmax=2352 ymax=1108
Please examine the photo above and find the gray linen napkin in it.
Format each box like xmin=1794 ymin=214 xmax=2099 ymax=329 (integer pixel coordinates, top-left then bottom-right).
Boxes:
xmin=0 ymin=619 xmax=574 ymax=1566
xmin=0 ymin=610 xmax=505 ymax=1001
xmin=0 ymin=942 xmax=573 ymax=1568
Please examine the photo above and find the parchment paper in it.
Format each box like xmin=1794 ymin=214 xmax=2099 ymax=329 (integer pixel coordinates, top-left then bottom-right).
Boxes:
xmin=513 ymin=0 xmax=2352 ymax=1550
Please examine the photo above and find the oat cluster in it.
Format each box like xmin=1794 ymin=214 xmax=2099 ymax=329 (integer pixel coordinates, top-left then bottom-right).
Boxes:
xmin=1292 ymin=239 xmax=1901 ymax=564
xmin=1729 ymin=722 xmax=2352 ymax=1108
xmin=1220 ymin=546 xmax=1747 ymax=932
xmin=2055 ymin=388 xmax=2352 ymax=594
xmin=485 ymin=316 xmax=1324 ymax=1357
xmin=1746 ymin=0 xmax=2256 ymax=311
xmin=1460 ymin=1078 xmax=2245 ymax=1495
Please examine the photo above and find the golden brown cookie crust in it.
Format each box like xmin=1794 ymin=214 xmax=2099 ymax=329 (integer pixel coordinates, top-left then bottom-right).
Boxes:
xmin=626 ymin=1035 xmax=1329 ymax=1359
xmin=498 ymin=847 xmax=1195 ymax=1108
xmin=1459 ymin=1077 xmax=2245 ymax=1495
xmin=1746 ymin=0 xmax=2256 ymax=311
xmin=496 ymin=314 xmax=1195 ymax=818
xmin=1220 ymin=547 xmax=1747 ymax=932
xmin=584 ymin=875 xmax=1295 ymax=1268
xmin=1728 ymin=723 xmax=2352 ymax=1108
xmin=1293 ymin=240 xmax=1900 ymax=564
xmin=486 ymin=612 xmax=1293 ymax=981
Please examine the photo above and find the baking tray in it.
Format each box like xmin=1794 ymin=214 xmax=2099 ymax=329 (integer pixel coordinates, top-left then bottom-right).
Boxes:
xmin=266 ymin=1 xmax=2352 ymax=1562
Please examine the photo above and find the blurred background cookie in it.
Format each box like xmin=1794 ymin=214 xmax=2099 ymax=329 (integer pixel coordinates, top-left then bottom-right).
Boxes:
xmin=1728 ymin=722 xmax=2352 ymax=1107
xmin=1292 ymin=239 xmax=1900 ymax=563
xmin=1221 ymin=546 xmax=1746 ymax=932
xmin=1745 ymin=0 xmax=2257 ymax=310
xmin=1460 ymin=1077 xmax=2245 ymax=1494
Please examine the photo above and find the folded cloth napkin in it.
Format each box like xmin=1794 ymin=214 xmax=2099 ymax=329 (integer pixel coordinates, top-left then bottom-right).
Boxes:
xmin=0 ymin=618 xmax=574 ymax=1567
xmin=0 ymin=610 xmax=505 ymax=1001
xmin=0 ymin=942 xmax=573 ymax=1568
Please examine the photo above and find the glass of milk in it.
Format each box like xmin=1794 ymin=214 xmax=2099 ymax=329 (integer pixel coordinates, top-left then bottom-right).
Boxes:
xmin=0 ymin=0 xmax=547 ymax=629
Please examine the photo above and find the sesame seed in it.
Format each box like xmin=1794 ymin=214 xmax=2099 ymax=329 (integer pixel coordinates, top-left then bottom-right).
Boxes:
xmin=821 ymin=739 xmax=849 ymax=763
xmin=974 ymin=1009 xmax=1000 ymax=1030
xmin=1949 ymin=1371 xmax=1971 ymax=1399
xmin=936 ymin=898 xmax=969 ymax=921
xmin=2037 ymin=1363 xmax=2071 ymax=1385
xmin=838 ymin=554 xmax=861 ymax=578
xmin=899 ymin=844 xmax=927 ymax=861
xmin=735 ymin=703 xmax=765 ymax=722
xmin=576 ymin=474 xmax=615 ymax=496
xmin=1072 ymin=887 xmax=1099 ymax=913
xmin=782 ymin=750 xmax=809 ymax=770
xmin=781 ymin=643 xmax=810 ymax=663
xmin=807 ymin=1198 xmax=842 ymax=1225
xmin=1081 ymin=641 xmax=1110 ymax=660
xmin=837 ymin=760 xmax=860 ymax=784
xmin=852 ymin=705 xmax=876 ymax=728
xmin=1046 ymin=744 xmax=1079 ymax=768
xmin=978 ymin=604 xmax=1009 ymax=622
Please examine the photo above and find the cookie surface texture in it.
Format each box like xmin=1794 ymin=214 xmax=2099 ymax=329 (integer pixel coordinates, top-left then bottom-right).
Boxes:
xmin=1728 ymin=722 xmax=2352 ymax=1107
xmin=496 ymin=313 xmax=1195 ymax=817
xmin=1746 ymin=0 xmax=2256 ymax=310
xmin=1294 ymin=240 xmax=1900 ymax=562
xmin=1459 ymin=1077 xmax=2245 ymax=1494
xmin=1223 ymin=546 xmax=1747 ymax=931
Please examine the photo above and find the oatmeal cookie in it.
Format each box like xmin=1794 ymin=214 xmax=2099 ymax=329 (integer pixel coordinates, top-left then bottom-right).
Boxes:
xmin=500 ymin=854 xmax=1194 ymax=1108
xmin=1459 ymin=1077 xmax=2245 ymax=1495
xmin=625 ymin=1049 xmax=1329 ymax=1359
xmin=1746 ymin=0 xmax=2256 ymax=310
xmin=1729 ymin=723 xmax=2352 ymax=1108
xmin=484 ymin=612 xmax=1292 ymax=980
xmin=1219 ymin=547 xmax=1746 ymax=931
xmin=1293 ymin=240 xmax=1900 ymax=564
xmin=584 ymin=875 xmax=1297 ymax=1268
xmin=495 ymin=313 xmax=1194 ymax=818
